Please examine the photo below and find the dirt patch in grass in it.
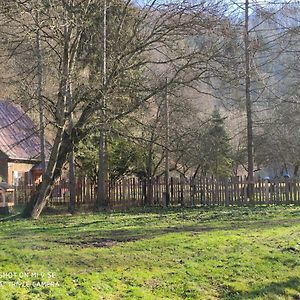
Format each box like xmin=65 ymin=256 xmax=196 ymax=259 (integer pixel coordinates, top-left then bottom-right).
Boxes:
xmin=48 ymin=217 xmax=300 ymax=249
xmin=53 ymin=236 xmax=140 ymax=248
xmin=51 ymin=226 xmax=217 ymax=248
xmin=282 ymin=246 xmax=300 ymax=253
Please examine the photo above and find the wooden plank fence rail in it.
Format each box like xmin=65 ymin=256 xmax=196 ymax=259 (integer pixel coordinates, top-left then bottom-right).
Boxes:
xmin=12 ymin=176 xmax=300 ymax=209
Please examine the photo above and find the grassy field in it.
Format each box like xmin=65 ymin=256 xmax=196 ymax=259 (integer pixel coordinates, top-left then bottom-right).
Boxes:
xmin=0 ymin=206 xmax=299 ymax=300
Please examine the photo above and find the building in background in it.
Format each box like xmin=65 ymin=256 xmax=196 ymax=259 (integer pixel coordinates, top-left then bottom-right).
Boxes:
xmin=0 ymin=100 xmax=51 ymax=186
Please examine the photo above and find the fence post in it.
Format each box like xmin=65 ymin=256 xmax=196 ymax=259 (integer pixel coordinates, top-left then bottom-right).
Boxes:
xmin=292 ymin=178 xmax=297 ymax=205
xmin=146 ymin=177 xmax=153 ymax=205
xmin=190 ymin=177 xmax=195 ymax=207
xmin=264 ymin=179 xmax=269 ymax=205
xmin=285 ymin=178 xmax=290 ymax=205
xmin=224 ymin=178 xmax=229 ymax=207
xmin=180 ymin=175 xmax=184 ymax=207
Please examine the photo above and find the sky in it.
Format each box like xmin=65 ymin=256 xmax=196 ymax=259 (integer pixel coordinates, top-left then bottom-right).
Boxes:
xmin=133 ymin=0 xmax=294 ymax=17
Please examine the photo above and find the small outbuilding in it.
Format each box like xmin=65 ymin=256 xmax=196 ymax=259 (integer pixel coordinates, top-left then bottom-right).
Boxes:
xmin=0 ymin=100 xmax=50 ymax=186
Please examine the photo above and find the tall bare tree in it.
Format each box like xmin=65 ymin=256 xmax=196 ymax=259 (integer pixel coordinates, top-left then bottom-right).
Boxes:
xmin=244 ymin=0 xmax=254 ymax=201
xmin=0 ymin=0 xmax=231 ymax=218
xmin=35 ymin=8 xmax=46 ymax=175
xmin=96 ymin=0 xmax=108 ymax=209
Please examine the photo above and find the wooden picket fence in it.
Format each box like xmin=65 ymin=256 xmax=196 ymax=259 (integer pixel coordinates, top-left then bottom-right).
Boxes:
xmin=12 ymin=176 xmax=300 ymax=209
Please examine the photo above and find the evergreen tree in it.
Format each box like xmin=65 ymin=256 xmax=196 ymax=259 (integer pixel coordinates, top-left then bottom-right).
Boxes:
xmin=203 ymin=109 xmax=233 ymax=178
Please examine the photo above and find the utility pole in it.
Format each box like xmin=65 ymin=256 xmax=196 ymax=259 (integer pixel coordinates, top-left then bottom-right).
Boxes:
xmin=164 ymin=78 xmax=170 ymax=207
xmin=244 ymin=0 xmax=254 ymax=202
xmin=36 ymin=10 xmax=46 ymax=177
xmin=96 ymin=0 xmax=108 ymax=209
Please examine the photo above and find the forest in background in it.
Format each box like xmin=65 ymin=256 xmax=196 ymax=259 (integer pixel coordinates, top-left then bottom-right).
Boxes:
xmin=0 ymin=0 xmax=299 ymax=218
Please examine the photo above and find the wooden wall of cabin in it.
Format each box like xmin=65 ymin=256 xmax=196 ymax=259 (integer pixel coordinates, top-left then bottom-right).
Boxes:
xmin=7 ymin=162 xmax=34 ymax=185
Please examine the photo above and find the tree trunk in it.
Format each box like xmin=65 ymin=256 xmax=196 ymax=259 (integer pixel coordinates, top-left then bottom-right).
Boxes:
xmin=96 ymin=129 xmax=108 ymax=209
xmin=293 ymin=164 xmax=299 ymax=177
xmin=22 ymin=127 xmax=69 ymax=218
xmin=145 ymin=141 xmax=154 ymax=205
xmin=244 ymin=0 xmax=254 ymax=203
xmin=68 ymin=142 xmax=76 ymax=213
xmin=164 ymin=78 xmax=170 ymax=207
xmin=68 ymin=149 xmax=76 ymax=213
xmin=22 ymin=8 xmax=72 ymax=219
xmin=21 ymin=103 xmax=96 ymax=218
xmin=96 ymin=0 xmax=108 ymax=209
xmin=67 ymin=74 xmax=76 ymax=213
xmin=36 ymin=10 xmax=46 ymax=175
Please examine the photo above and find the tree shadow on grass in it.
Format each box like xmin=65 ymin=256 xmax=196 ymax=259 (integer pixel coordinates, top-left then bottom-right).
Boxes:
xmin=222 ymin=277 xmax=300 ymax=299
xmin=36 ymin=217 xmax=300 ymax=248
xmin=1 ymin=214 xmax=300 ymax=247
xmin=0 ymin=213 xmax=22 ymax=222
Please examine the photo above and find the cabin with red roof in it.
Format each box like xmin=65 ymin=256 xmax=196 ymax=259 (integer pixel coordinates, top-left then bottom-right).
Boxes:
xmin=0 ymin=100 xmax=50 ymax=186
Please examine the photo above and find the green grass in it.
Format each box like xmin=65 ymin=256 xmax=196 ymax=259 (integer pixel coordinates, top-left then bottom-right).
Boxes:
xmin=0 ymin=206 xmax=300 ymax=299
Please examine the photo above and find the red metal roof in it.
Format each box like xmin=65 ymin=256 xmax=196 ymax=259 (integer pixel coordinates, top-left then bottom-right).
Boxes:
xmin=0 ymin=100 xmax=50 ymax=161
